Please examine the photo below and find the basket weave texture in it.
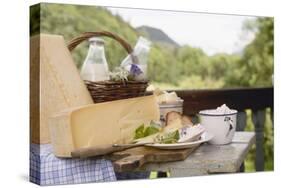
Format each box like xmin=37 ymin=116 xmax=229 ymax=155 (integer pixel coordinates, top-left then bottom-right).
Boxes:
xmin=68 ymin=31 xmax=148 ymax=103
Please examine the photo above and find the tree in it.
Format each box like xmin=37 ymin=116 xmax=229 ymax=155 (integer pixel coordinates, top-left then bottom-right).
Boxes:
xmin=224 ymin=17 xmax=274 ymax=87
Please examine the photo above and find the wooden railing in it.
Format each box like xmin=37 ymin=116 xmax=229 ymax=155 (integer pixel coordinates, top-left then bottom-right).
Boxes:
xmin=173 ymin=87 xmax=274 ymax=171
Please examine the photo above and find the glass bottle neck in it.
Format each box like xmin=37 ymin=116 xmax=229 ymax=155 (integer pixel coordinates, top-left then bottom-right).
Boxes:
xmin=86 ymin=43 xmax=107 ymax=64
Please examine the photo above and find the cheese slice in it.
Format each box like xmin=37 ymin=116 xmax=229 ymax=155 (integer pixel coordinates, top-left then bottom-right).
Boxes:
xmin=49 ymin=95 xmax=160 ymax=157
xmin=30 ymin=34 xmax=93 ymax=144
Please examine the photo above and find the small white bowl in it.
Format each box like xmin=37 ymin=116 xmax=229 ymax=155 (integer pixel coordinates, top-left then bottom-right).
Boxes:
xmin=198 ymin=109 xmax=237 ymax=145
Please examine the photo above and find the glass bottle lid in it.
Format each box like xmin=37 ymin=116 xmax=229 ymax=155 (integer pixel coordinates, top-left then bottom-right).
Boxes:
xmin=89 ymin=37 xmax=105 ymax=45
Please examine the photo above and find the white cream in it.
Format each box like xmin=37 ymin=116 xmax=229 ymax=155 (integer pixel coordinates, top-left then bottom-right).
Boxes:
xmin=200 ymin=104 xmax=235 ymax=115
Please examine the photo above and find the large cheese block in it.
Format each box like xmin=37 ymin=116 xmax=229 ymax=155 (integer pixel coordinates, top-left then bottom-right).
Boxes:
xmin=49 ymin=95 xmax=160 ymax=157
xmin=30 ymin=34 xmax=93 ymax=144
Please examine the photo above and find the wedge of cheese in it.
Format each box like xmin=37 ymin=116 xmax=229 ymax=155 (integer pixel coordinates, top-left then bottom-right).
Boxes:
xmin=49 ymin=95 xmax=160 ymax=157
xmin=30 ymin=34 xmax=93 ymax=144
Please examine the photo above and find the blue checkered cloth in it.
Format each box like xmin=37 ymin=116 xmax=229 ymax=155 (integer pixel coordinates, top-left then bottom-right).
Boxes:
xmin=30 ymin=144 xmax=116 ymax=185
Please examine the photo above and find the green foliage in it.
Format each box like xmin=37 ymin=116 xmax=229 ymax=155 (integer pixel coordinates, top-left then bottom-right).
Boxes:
xmin=244 ymin=109 xmax=274 ymax=172
xmin=224 ymin=17 xmax=274 ymax=87
xmin=30 ymin=4 xmax=40 ymax=35
xmin=176 ymin=46 xmax=208 ymax=77
xmin=32 ymin=3 xmax=266 ymax=90
xmin=148 ymin=45 xmax=180 ymax=85
xmin=36 ymin=3 xmax=138 ymax=69
xmin=209 ymin=53 xmax=240 ymax=81
xmin=30 ymin=3 xmax=273 ymax=90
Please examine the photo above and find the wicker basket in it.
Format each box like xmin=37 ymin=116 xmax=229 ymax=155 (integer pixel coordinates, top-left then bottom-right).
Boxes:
xmin=67 ymin=31 xmax=149 ymax=103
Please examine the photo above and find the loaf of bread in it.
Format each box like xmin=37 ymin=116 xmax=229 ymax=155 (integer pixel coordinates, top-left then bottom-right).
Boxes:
xmin=166 ymin=111 xmax=193 ymax=127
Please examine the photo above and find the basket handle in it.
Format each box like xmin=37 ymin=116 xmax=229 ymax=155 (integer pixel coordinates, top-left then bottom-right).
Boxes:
xmin=67 ymin=31 xmax=138 ymax=64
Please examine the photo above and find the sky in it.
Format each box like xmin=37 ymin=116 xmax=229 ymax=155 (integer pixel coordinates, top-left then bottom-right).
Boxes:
xmin=108 ymin=7 xmax=257 ymax=56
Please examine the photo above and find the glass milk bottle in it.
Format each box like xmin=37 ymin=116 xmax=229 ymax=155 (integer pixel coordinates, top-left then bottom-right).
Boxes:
xmin=80 ymin=37 xmax=110 ymax=82
xmin=121 ymin=37 xmax=151 ymax=79
xmin=133 ymin=37 xmax=151 ymax=77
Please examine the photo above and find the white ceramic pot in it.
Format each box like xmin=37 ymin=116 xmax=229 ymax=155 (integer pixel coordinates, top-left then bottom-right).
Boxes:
xmin=198 ymin=109 xmax=237 ymax=145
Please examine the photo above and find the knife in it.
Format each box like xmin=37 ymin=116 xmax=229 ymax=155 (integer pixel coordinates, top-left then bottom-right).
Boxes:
xmin=71 ymin=142 xmax=152 ymax=158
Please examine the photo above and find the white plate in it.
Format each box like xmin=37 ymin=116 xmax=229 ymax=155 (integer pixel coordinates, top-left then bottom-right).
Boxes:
xmin=145 ymin=132 xmax=214 ymax=149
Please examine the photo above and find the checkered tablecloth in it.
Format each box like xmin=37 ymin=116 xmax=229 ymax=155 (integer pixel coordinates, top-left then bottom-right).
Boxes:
xmin=30 ymin=144 xmax=116 ymax=185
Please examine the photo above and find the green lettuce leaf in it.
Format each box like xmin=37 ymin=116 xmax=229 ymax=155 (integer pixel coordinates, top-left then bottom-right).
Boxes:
xmin=144 ymin=126 xmax=160 ymax=137
xmin=134 ymin=124 xmax=145 ymax=139
xmin=156 ymin=130 xmax=180 ymax=144
xmin=134 ymin=122 xmax=161 ymax=140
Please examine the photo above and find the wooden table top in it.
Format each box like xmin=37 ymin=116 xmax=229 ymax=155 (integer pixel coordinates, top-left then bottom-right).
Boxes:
xmin=139 ymin=131 xmax=256 ymax=177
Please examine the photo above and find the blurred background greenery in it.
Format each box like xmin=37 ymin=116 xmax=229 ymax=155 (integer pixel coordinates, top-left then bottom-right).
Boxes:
xmin=30 ymin=3 xmax=274 ymax=172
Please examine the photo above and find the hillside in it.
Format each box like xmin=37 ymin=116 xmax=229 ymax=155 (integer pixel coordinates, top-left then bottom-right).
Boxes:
xmin=29 ymin=3 xmax=240 ymax=85
xmin=30 ymin=3 xmax=273 ymax=88
xmin=30 ymin=3 xmax=183 ymax=84
xmin=137 ymin=26 xmax=179 ymax=48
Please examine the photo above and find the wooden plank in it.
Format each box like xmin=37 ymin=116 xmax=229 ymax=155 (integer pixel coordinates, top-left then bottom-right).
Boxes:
xmin=252 ymin=110 xmax=266 ymax=171
xmin=141 ymin=132 xmax=255 ymax=177
xmin=106 ymin=146 xmax=197 ymax=172
xmin=236 ymin=111 xmax=247 ymax=172
xmin=236 ymin=111 xmax=247 ymax=131
xmin=156 ymin=87 xmax=273 ymax=115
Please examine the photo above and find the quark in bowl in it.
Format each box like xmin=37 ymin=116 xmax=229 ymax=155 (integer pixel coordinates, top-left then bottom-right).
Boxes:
xmin=198 ymin=104 xmax=237 ymax=145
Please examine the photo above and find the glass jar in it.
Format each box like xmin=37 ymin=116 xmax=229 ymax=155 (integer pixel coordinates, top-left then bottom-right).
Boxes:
xmin=80 ymin=37 xmax=110 ymax=82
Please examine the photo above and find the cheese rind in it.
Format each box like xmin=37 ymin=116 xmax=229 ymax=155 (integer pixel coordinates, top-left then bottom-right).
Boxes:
xmin=30 ymin=34 xmax=93 ymax=144
xmin=49 ymin=95 xmax=160 ymax=157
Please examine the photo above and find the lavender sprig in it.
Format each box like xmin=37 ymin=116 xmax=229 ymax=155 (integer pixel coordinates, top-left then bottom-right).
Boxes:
xmin=130 ymin=64 xmax=143 ymax=76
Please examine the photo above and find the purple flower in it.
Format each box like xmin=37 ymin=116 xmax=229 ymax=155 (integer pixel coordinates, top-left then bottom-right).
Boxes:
xmin=130 ymin=64 xmax=143 ymax=76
